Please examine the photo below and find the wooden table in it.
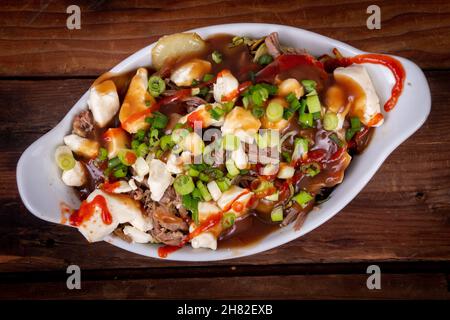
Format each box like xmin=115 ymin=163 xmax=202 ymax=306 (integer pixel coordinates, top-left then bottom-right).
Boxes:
xmin=1 ymin=0 xmax=449 ymax=299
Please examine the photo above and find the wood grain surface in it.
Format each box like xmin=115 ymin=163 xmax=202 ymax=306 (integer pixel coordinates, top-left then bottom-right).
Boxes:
xmin=0 ymin=0 xmax=449 ymax=300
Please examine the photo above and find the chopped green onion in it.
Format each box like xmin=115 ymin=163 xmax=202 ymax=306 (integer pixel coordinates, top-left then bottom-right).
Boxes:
xmin=225 ymin=159 xmax=240 ymax=176
xmin=258 ymin=54 xmax=273 ymax=65
xmin=216 ymin=178 xmax=230 ymax=192
xmin=151 ymin=112 xmax=168 ymax=129
xmin=253 ymin=180 xmax=273 ymax=194
xmin=174 ymin=175 xmax=195 ymax=195
xmin=323 ymin=112 xmax=338 ymax=131
xmin=199 ymin=172 xmax=210 ymax=183
xmin=350 ymin=117 xmax=361 ymax=130
xmin=222 ymin=134 xmax=240 ymax=151
xmin=131 ymin=139 xmax=140 ymax=151
xmin=203 ymin=73 xmax=214 ymax=82
xmin=222 ymin=101 xmax=234 ymax=113
xmin=242 ymin=95 xmax=250 ymax=108
xmin=117 ymin=149 xmax=137 ymax=166
xmin=301 ymin=80 xmax=317 ymax=94
xmin=312 ymin=111 xmax=321 ymax=120
xmin=283 ymin=109 xmax=294 ymax=120
xmin=293 ymin=190 xmax=314 ymax=208
xmin=301 ymin=162 xmax=321 ymax=177
xmin=113 ymin=166 xmax=127 ymax=178
xmin=196 ymin=180 xmax=212 ymax=201
xmin=266 ymin=101 xmax=284 ymax=122
xmin=148 ymin=128 xmax=160 ymax=147
xmin=222 ymin=212 xmax=236 ymax=229
xmin=191 ymin=188 xmax=202 ymax=200
xmin=55 ymin=146 xmax=76 ymax=171
xmin=97 ymin=147 xmax=108 ymax=161
xmin=270 ymin=206 xmax=284 ymax=222
xmin=285 ymin=92 xmax=297 ymax=103
xmin=136 ymin=143 xmax=149 ymax=157
xmin=209 ymin=107 xmax=225 ymax=120
xmin=107 ymin=157 xmax=121 ymax=169
xmin=205 ymin=167 xmax=224 ymax=180
xmin=306 ymin=95 xmax=321 ymax=114
xmin=346 ymin=128 xmax=357 ymax=141
xmin=252 ymin=106 xmax=265 ymax=118
xmin=299 ymin=112 xmax=314 ymax=127
xmin=292 ymin=138 xmax=309 ymax=161
xmin=182 ymin=194 xmax=199 ymax=223
xmin=346 ymin=117 xmax=362 ymax=141
xmin=188 ymin=167 xmax=200 ymax=177
xmin=282 ymin=151 xmax=292 ymax=163
xmin=329 ymin=133 xmax=344 ymax=147
xmin=160 ymin=135 xmax=175 ymax=151
xmin=211 ymin=51 xmax=222 ymax=64
xmin=135 ymin=129 xmax=146 ymax=141
xmin=265 ymin=191 xmax=279 ymax=202
xmin=148 ymin=76 xmax=166 ymax=98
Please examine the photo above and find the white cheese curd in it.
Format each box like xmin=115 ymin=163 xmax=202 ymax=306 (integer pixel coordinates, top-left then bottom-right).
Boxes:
xmin=334 ymin=64 xmax=384 ymax=127
xmin=132 ymin=156 xmax=150 ymax=178
xmin=277 ymin=163 xmax=295 ymax=179
xmin=61 ymin=161 xmax=87 ymax=187
xmin=129 ymin=212 xmax=153 ymax=232
xmin=147 ymin=159 xmax=174 ymax=201
xmin=198 ymin=201 xmax=221 ymax=221
xmin=88 ymin=80 xmax=120 ymax=128
xmin=231 ymin=144 xmax=248 ymax=170
xmin=261 ymin=163 xmax=279 ymax=176
xmin=123 ymin=226 xmax=153 ymax=244
xmin=180 ymin=132 xmax=204 ymax=156
xmin=128 ymin=179 xmax=138 ymax=191
xmin=78 ymin=205 xmax=119 ymax=243
xmin=179 ymin=103 xmax=225 ymax=128
xmin=217 ymin=185 xmax=253 ymax=217
xmin=170 ymin=59 xmax=212 ymax=87
xmin=206 ymin=181 xmax=222 ymax=202
xmin=110 ymin=180 xmax=133 ymax=193
xmin=213 ymin=70 xmax=239 ymax=103
xmin=77 ymin=189 xmax=143 ymax=242
xmin=190 ymin=231 xmax=217 ymax=250
xmin=63 ymin=134 xmax=99 ymax=158
xmin=221 ymin=107 xmax=261 ymax=144
xmin=165 ymin=153 xmax=184 ymax=174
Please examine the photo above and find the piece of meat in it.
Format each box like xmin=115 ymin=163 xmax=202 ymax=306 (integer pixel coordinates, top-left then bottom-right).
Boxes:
xmin=265 ymin=32 xmax=283 ymax=58
xmin=113 ymin=226 xmax=132 ymax=243
xmin=72 ymin=110 xmax=94 ymax=138
xmin=149 ymin=205 xmax=189 ymax=246
xmin=129 ymin=188 xmax=144 ymax=201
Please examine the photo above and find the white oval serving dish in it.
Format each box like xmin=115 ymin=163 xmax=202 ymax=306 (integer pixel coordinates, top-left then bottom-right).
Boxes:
xmin=16 ymin=23 xmax=431 ymax=261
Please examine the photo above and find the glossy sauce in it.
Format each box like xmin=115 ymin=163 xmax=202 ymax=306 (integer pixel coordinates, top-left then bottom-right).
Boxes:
xmin=78 ymin=34 xmax=404 ymax=256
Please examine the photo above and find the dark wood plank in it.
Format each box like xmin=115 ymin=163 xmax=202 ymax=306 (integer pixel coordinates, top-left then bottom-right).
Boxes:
xmin=0 ymin=71 xmax=449 ymax=272
xmin=0 ymin=0 xmax=449 ymax=76
xmin=1 ymin=272 xmax=449 ymax=299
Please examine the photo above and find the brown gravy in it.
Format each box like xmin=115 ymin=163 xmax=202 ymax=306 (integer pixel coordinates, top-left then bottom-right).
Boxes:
xmin=77 ymin=33 xmax=374 ymax=249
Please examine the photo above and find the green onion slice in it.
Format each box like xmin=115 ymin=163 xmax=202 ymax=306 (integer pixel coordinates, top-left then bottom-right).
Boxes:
xmin=174 ymin=175 xmax=195 ymax=195
xmin=266 ymin=101 xmax=284 ymax=122
xmin=148 ymin=76 xmax=166 ymax=97
xmin=323 ymin=112 xmax=338 ymax=131
xmin=55 ymin=146 xmax=76 ymax=171
xmin=293 ymin=190 xmax=314 ymax=208
xmin=271 ymin=206 xmax=284 ymax=222
xmin=222 ymin=212 xmax=236 ymax=229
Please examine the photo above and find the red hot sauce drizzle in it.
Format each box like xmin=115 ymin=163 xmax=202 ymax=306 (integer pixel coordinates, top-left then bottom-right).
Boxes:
xmin=69 ymin=195 xmax=113 ymax=227
xmin=157 ymin=190 xmax=251 ymax=258
xmin=324 ymin=53 xmax=406 ymax=112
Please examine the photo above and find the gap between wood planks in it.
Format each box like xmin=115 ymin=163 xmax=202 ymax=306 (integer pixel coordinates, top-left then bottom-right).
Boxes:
xmin=1 ymin=261 xmax=449 ymax=284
